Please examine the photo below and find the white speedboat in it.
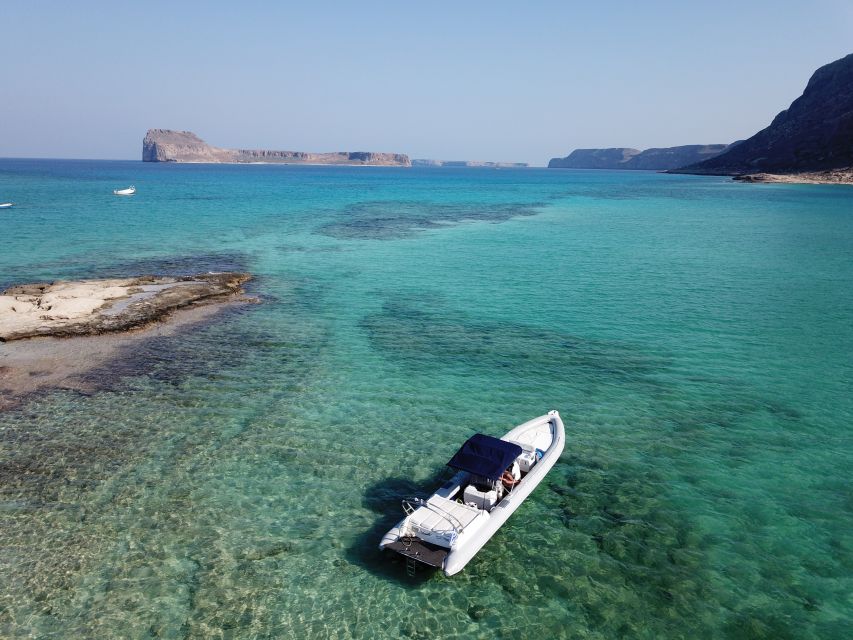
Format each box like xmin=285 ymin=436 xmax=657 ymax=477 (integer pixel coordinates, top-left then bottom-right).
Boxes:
xmin=380 ymin=410 xmax=565 ymax=576
xmin=113 ymin=186 xmax=136 ymax=195
xmin=0 ymin=202 xmax=13 ymax=209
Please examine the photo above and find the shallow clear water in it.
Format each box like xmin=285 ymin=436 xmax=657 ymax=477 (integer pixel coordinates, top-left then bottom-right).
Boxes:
xmin=1 ymin=160 xmax=851 ymax=638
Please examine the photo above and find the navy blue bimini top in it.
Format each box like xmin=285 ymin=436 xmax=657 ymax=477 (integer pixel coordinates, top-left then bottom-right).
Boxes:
xmin=447 ymin=433 xmax=522 ymax=481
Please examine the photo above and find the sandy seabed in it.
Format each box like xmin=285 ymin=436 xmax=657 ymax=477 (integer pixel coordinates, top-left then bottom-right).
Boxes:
xmin=0 ymin=302 xmax=238 ymax=410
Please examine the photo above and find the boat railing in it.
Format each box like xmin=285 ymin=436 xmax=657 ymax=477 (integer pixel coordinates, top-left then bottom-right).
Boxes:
xmin=402 ymin=497 xmax=466 ymax=536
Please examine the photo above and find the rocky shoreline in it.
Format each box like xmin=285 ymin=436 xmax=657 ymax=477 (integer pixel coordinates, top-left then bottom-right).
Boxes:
xmin=0 ymin=272 xmax=255 ymax=410
xmin=732 ymin=169 xmax=853 ymax=185
xmin=0 ymin=272 xmax=252 ymax=342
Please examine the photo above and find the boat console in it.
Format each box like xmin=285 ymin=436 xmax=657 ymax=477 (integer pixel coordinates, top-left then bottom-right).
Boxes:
xmin=516 ymin=449 xmax=537 ymax=472
xmin=508 ymin=440 xmax=541 ymax=473
xmin=463 ymin=484 xmax=499 ymax=510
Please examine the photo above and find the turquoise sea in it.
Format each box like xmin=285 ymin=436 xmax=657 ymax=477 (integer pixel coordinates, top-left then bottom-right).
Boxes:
xmin=1 ymin=159 xmax=851 ymax=639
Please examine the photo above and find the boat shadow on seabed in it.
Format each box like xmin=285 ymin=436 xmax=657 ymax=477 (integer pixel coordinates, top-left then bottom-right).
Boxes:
xmin=344 ymin=473 xmax=448 ymax=585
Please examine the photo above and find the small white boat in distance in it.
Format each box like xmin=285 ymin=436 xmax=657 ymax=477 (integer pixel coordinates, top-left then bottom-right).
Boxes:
xmin=380 ymin=410 xmax=565 ymax=576
xmin=0 ymin=202 xmax=14 ymax=209
xmin=113 ymin=186 xmax=136 ymax=195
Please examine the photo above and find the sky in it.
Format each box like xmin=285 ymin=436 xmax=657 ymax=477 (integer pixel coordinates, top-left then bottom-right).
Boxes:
xmin=1 ymin=1 xmax=852 ymax=165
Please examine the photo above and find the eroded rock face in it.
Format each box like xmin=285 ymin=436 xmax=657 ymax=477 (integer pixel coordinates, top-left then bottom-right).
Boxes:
xmin=0 ymin=273 xmax=252 ymax=341
xmin=142 ymin=129 xmax=236 ymax=162
xmin=142 ymin=130 xmax=411 ymax=166
xmin=678 ymin=53 xmax=853 ymax=175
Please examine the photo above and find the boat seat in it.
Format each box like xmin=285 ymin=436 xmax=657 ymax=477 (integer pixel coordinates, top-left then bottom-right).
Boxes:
xmin=406 ymin=495 xmax=483 ymax=548
xmin=425 ymin=495 xmax=481 ymax=527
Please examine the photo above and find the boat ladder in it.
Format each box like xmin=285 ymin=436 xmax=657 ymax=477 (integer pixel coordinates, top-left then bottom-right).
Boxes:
xmin=406 ymin=556 xmax=417 ymax=577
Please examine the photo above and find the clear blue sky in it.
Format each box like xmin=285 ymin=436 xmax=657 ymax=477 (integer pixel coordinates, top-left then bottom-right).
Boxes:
xmin=1 ymin=1 xmax=852 ymax=164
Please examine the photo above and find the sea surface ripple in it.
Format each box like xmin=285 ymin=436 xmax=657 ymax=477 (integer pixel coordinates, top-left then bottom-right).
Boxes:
xmin=1 ymin=160 xmax=851 ymax=638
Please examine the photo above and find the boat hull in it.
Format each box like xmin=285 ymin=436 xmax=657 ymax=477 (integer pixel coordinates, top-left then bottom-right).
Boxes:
xmin=380 ymin=410 xmax=565 ymax=576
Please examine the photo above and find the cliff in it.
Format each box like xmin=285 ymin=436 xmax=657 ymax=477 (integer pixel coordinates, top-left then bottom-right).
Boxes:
xmin=412 ymin=159 xmax=529 ymax=168
xmin=548 ymin=145 xmax=729 ymax=170
xmin=142 ymin=130 xmax=411 ymax=166
xmin=142 ymin=130 xmax=234 ymax=162
xmin=676 ymin=53 xmax=853 ymax=175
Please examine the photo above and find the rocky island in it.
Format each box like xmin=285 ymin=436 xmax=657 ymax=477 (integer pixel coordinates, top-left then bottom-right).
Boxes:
xmin=548 ymin=144 xmax=730 ymax=170
xmin=673 ymin=53 xmax=853 ymax=183
xmin=143 ymin=129 xmax=411 ymax=166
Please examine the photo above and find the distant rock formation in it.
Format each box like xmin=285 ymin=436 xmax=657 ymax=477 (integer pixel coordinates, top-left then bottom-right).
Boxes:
xmin=618 ymin=145 xmax=733 ymax=170
xmin=676 ymin=53 xmax=853 ymax=176
xmin=412 ymin=159 xmax=529 ymax=168
xmin=142 ymin=130 xmax=411 ymax=166
xmin=548 ymin=148 xmax=640 ymax=169
xmin=411 ymin=159 xmax=444 ymax=167
xmin=142 ymin=130 xmax=234 ymax=163
xmin=548 ymin=145 xmax=729 ymax=170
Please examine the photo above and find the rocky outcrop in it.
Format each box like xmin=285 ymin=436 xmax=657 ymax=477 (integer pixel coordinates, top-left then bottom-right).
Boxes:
xmin=412 ymin=159 xmax=529 ymax=168
xmin=548 ymin=145 xmax=729 ymax=170
xmin=0 ymin=273 xmax=252 ymax=341
xmin=142 ymin=129 xmax=411 ymax=166
xmin=676 ymin=53 xmax=853 ymax=176
xmin=142 ymin=129 xmax=234 ymax=162
xmin=731 ymin=169 xmax=853 ymax=184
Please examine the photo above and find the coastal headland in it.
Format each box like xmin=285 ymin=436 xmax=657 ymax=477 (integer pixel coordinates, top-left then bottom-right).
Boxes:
xmin=671 ymin=53 xmax=853 ymax=183
xmin=547 ymin=144 xmax=731 ymax=170
xmin=0 ymin=272 xmax=255 ymax=408
xmin=143 ymin=129 xmax=411 ymax=166
xmin=548 ymin=53 xmax=853 ymax=184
